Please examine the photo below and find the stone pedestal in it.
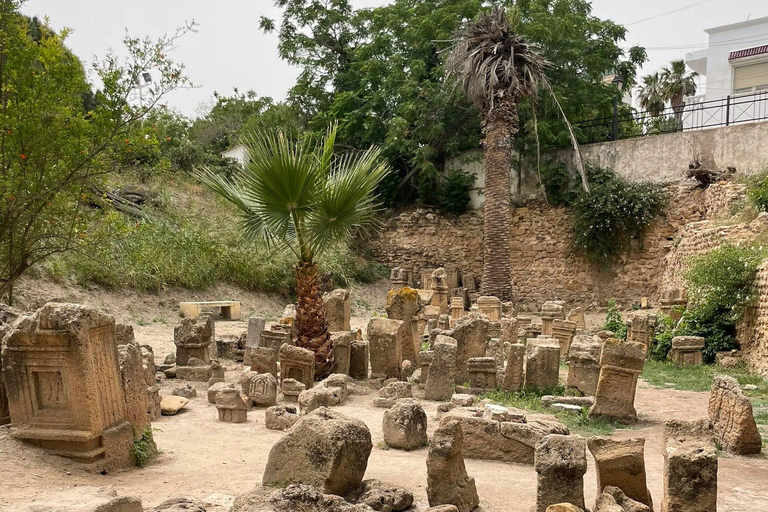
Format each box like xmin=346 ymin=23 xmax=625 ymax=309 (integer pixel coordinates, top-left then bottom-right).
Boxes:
xmin=525 ymin=338 xmax=560 ymax=390
xmin=566 ymin=335 xmax=602 ymax=397
xmin=280 ymin=344 xmax=315 ymax=390
xmin=389 ymin=266 xmax=409 ymax=290
xmin=502 ymin=344 xmax=526 ymax=392
xmin=450 ymin=297 xmax=465 ymax=326
xmin=385 ymin=287 xmax=421 ymax=364
xmin=551 ymin=319 xmax=578 ymax=360
xmin=589 ymin=339 xmax=645 ymax=423
xmin=669 ymin=336 xmax=705 ymax=366
xmin=281 ymin=378 xmax=306 ymax=402
xmin=659 ymin=288 xmax=687 ymax=322
xmin=450 ymin=313 xmax=490 ymax=385
xmin=476 ymin=296 xmax=502 ymax=321
xmin=467 ymin=357 xmax=496 ymax=393
xmin=262 ymin=328 xmax=291 ymax=360
xmin=567 ymin=307 xmax=585 ymax=329
xmin=250 ymin=346 xmax=278 ymax=376
xmin=331 ymin=331 xmax=355 ymax=376
xmin=216 ymin=388 xmax=248 ymax=423
xmin=535 ymin=434 xmax=587 ymax=512
xmin=540 ymin=302 xmax=564 ymax=336
xmin=662 ymin=420 xmax=717 ymax=512
xmin=419 ymin=350 xmax=434 ymax=388
xmin=425 ymin=337 xmax=457 ymax=401
xmin=588 ymin=437 xmax=652 ymax=508
xmin=430 ymin=268 xmax=450 ymax=315
xmin=367 ymin=318 xmax=407 ymax=379
xmin=626 ymin=311 xmax=657 ymax=351
xmin=2 ymin=303 xmax=133 ymax=470
xmin=323 ymin=289 xmax=351 ymax=332
xmin=174 ymin=316 xmax=213 ymax=366
xmin=244 ymin=317 xmax=266 ymax=367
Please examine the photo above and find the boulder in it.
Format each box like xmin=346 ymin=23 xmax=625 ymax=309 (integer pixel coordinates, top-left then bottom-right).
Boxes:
xmin=262 ymin=407 xmax=373 ymax=496
xmin=346 ymin=480 xmax=414 ymax=512
xmin=382 ymin=399 xmax=428 ymax=451
xmin=708 ymin=374 xmax=762 ymax=454
xmin=299 ymin=386 xmax=343 ymax=413
xmin=265 ymin=405 xmax=300 ymax=431
xmin=161 ymin=395 xmax=188 ymax=416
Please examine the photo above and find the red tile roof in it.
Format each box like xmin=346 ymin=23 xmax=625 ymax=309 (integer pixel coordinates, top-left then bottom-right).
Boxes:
xmin=729 ymin=45 xmax=768 ymax=61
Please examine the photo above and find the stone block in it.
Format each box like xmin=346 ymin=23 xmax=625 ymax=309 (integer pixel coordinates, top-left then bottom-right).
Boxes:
xmin=374 ymin=381 xmax=412 ymax=408
xmin=280 ymin=344 xmax=315 ymax=390
xmin=467 ymin=356 xmax=497 ymax=392
xmin=625 ymin=311 xmax=657 ymax=350
xmin=208 ymin=382 xmax=234 ymax=404
xmin=566 ymin=334 xmax=602 ymax=397
xmin=669 ymin=336 xmax=705 ymax=366
xmin=708 ymin=374 xmax=762 ymax=454
xmin=587 ymin=437 xmax=652 ymax=508
xmin=449 ymin=313 xmax=489 ymax=385
xmin=323 ymin=289 xmax=351 ymax=332
xmin=367 ymin=318 xmax=408 ymax=379
xmin=525 ymin=339 xmax=560 ymax=390
xmin=425 ymin=338 xmax=457 ymax=401
xmin=242 ymin=372 xmax=278 ymax=407
xmin=249 ymin=346 xmax=278 ymax=377
xmin=382 ymin=399 xmax=428 ymax=450
xmin=281 ymin=377 xmax=306 ymax=402
xmin=502 ymin=343 xmax=526 ymax=392
xmin=535 ymin=434 xmax=587 ymax=512
xmin=385 ymin=287 xmax=421 ymax=363
xmin=477 ymin=295 xmax=502 ymax=321
xmin=426 ymin=419 xmax=479 ymax=512
xmin=349 ymin=340 xmax=369 ymax=380
xmin=331 ymin=330 xmax=355 ymax=376
xmin=216 ymin=388 xmax=248 ymax=423
xmin=662 ymin=420 xmax=717 ymax=512
xmin=174 ymin=316 xmax=213 ymax=366
xmin=589 ymin=339 xmax=645 ymax=423
xmin=265 ymin=405 xmax=300 ymax=430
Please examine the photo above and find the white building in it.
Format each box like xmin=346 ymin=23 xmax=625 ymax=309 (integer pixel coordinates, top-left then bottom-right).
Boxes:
xmin=686 ymin=17 xmax=768 ymax=101
xmin=221 ymin=144 xmax=249 ymax=167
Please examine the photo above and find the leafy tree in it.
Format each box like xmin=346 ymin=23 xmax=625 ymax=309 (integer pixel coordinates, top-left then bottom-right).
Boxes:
xmin=191 ymin=90 xmax=276 ymax=153
xmin=0 ymin=1 xmax=191 ymax=303
xmin=195 ymin=124 xmax=389 ymax=378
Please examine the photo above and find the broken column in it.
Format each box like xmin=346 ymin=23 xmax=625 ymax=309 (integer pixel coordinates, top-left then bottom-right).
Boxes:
xmin=467 ymin=357 xmax=497 ymax=393
xmin=551 ymin=319 xmax=578 ymax=360
xmin=280 ymin=344 xmax=315 ymax=390
xmin=662 ymin=419 xmax=717 ymax=512
xmin=430 ymin=267 xmax=450 ymax=315
xmin=502 ymin=343 xmax=526 ymax=392
xmin=476 ymin=296 xmax=502 ymax=321
xmin=540 ymin=302 xmax=564 ymax=336
xmin=534 ymin=434 xmax=587 ymax=512
xmin=330 ymin=330 xmax=355 ymax=376
xmin=525 ymin=337 xmax=561 ymax=390
xmin=589 ymin=339 xmax=645 ymax=423
xmin=243 ymin=317 xmax=265 ymax=367
xmin=174 ymin=316 xmax=213 ymax=366
xmin=708 ymin=374 xmax=762 ymax=455
xmin=566 ymin=334 xmax=602 ymax=397
xmin=669 ymin=336 xmax=705 ymax=366
xmin=625 ymin=311 xmax=657 ymax=351
xmin=1 ymin=303 xmax=134 ymax=470
xmin=367 ymin=318 xmax=407 ymax=379
xmin=426 ymin=419 xmax=480 ymax=512
xmin=587 ymin=436 xmax=653 ymax=508
xmin=323 ymin=289 xmax=351 ymax=332
xmin=425 ymin=337 xmax=457 ymax=401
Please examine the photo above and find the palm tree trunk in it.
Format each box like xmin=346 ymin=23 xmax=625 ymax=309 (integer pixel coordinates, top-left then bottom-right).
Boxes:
xmin=481 ymin=95 xmax=517 ymax=302
xmin=294 ymin=260 xmax=334 ymax=380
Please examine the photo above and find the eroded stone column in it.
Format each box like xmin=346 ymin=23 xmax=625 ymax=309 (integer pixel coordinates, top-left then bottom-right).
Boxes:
xmin=535 ymin=434 xmax=587 ymax=512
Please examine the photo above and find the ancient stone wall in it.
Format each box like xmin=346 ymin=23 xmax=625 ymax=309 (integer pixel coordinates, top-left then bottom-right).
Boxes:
xmin=370 ymin=182 xmax=743 ymax=309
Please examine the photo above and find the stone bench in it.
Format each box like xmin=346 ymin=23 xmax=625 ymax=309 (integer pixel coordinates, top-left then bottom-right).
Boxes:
xmin=179 ymin=301 xmax=241 ymax=320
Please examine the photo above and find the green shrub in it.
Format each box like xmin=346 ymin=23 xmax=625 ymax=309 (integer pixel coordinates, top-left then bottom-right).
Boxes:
xmin=570 ymin=168 xmax=667 ymax=264
xmin=746 ymin=171 xmax=768 ymax=212
xmin=540 ymin=163 xmax=579 ymax=207
xmin=131 ymin=426 xmax=157 ymax=467
xmin=438 ymin=169 xmax=476 ymax=216
xmin=602 ymin=298 xmax=627 ymax=339
xmin=649 ymin=313 xmax=676 ymax=361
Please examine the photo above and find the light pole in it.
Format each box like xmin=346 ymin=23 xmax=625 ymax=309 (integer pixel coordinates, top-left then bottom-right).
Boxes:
xmin=612 ymin=74 xmax=625 ymax=141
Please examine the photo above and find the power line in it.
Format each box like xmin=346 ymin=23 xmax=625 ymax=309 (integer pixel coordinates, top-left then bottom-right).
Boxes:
xmin=625 ymin=0 xmax=716 ymax=27
xmin=621 ymin=33 xmax=768 ymax=51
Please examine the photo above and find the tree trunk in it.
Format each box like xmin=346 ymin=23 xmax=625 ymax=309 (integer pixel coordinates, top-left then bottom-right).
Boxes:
xmin=294 ymin=260 xmax=334 ymax=380
xmin=480 ymin=95 xmax=518 ymax=302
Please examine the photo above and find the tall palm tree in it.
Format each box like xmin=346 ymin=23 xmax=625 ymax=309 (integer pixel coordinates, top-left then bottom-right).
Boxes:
xmin=660 ymin=59 xmax=698 ymax=129
xmin=637 ymin=72 xmax=666 ymax=117
xmin=445 ymin=6 xmax=547 ymax=301
xmin=195 ymin=124 xmax=388 ymax=379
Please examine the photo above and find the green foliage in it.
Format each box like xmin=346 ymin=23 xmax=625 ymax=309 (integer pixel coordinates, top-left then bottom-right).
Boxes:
xmin=539 ymin=163 xmax=578 ymax=207
xmin=641 ymin=359 xmax=768 ymax=395
xmin=570 ymin=168 xmax=667 ymax=264
xmin=746 ymin=170 xmax=768 ymax=213
xmin=483 ymin=388 xmax=618 ymax=436
xmin=602 ymin=298 xmax=627 ymax=339
xmin=649 ymin=313 xmax=676 ymax=361
xmin=131 ymin=426 xmax=157 ymax=467
xmin=438 ymin=170 xmax=476 ymax=216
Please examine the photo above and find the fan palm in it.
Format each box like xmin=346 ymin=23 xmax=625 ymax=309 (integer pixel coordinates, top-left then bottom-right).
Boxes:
xmin=195 ymin=124 xmax=388 ymax=379
xmin=637 ymin=72 xmax=666 ymax=117
xmin=445 ymin=5 xmax=586 ymax=301
xmin=660 ymin=59 xmax=698 ymax=129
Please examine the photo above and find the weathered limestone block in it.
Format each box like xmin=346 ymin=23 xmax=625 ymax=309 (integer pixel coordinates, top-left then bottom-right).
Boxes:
xmin=209 ymin=359 xmax=225 ymax=385
xmin=331 ymin=330 xmax=355 ymax=376
xmin=499 ymin=317 xmax=518 ymax=343
xmin=374 ymin=381 xmax=413 ymax=408
xmin=263 ymin=407 xmax=372 ymax=495
xmin=551 ymin=319 xmax=578 ymax=361
xmin=567 ymin=307 xmax=585 ymax=329
xmin=390 ymin=266 xmax=410 ymax=289
xmin=116 ymin=331 xmax=153 ymax=435
xmin=175 ymin=356 xmax=212 ymax=382
xmin=140 ymin=346 xmax=162 ymax=421
xmin=669 ymin=336 xmax=705 ymax=366
xmin=662 ymin=420 xmax=717 ymax=512
xmin=172 ymin=384 xmax=197 ymax=399
xmin=281 ymin=378 xmax=306 ymax=402
xmin=541 ymin=301 xmax=564 ymax=336
xmin=600 ymin=486 xmax=651 ymax=512
xmin=262 ymin=328 xmax=291 ymax=360
xmin=243 ymin=317 xmax=266 ymax=366
xmin=467 ymin=356 xmax=497 ymax=392
xmin=298 ymin=386 xmax=343 ymax=413
xmin=442 ymin=408 xmax=569 ymax=464
xmin=589 ymin=339 xmax=645 ymax=423
xmin=450 ymin=313 xmax=489 ymax=385
xmin=438 ymin=314 xmax=451 ymax=330
xmin=208 ymin=382 xmax=234 ymax=403
xmin=160 ymin=395 xmax=188 ymax=415
xmin=250 ymin=346 xmax=278 ymax=377
xmin=0 ymin=304 xmax=21 ymax=425
xmin=349 ymin=340 xmax=369 ymax=380
xmin=708 ymin=374 xmax=762 ymax=454
xmin=216 ymin=388 xmax=248 ymax=423
xmin=280 ymin=344 xmax=315 ymax=390
xmin=242 ymin=371 xmax=278 ymax=407
xmin=265 ymin=405 xmax=300 ymax=431
xmin=174 ymin=316 xmax=213 ymax=366
xmin=382 ymin=399 xmax=428 ymax=450
xmin=323 ymin=288 xmax=351 ymax=332
xmin=367 ymin=318 xmax=407 ymax=379
xmin=566 ymin=334 xmax=602 ymax=397
xmin=425 ymin=338 xmax=457 ymax=401
xmin=386 ymin=287 xmax=421 ymax=363
xmin=430 ymin=268 xmax=450 ymax=315
xmin=525 ymin=338 xmax=561 ymax=390
xmin=2 ymin=303 xmax=134 ymax=471
xmin=7 ymin=486 xmax=143 ymax=512
xmin=535 ymin=434 xmax=587 ymax=512
xmin=625 ymin=311 xmax=657 ymax=350
xmin=419 ymin=350 xmax=433 ymax=388
xmin=487 ymin=336 xmax=504 ymax=373
xmin=587 ymin=437 xmax=653 ymax=508
xmin=450 ymin=297 xmax=465 ymax=326
xmin=426 ymin=420 xmax=479 ymax=512
xmin=477 ymin=296 xmax=502 ymax=321
xmin=502 ymin=343 xmax=526 ymax=392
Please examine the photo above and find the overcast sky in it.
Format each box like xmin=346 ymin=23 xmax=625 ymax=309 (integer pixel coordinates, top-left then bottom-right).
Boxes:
xmin=20 ymin=0 xmax=768 ymax=117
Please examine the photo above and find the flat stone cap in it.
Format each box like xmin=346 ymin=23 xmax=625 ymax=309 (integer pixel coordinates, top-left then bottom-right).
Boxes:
xmin=672 ymin=336 xmax=705 ymax=350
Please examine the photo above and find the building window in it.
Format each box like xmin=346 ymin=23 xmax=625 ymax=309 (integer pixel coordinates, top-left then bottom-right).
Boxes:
xmin=733 ymin=61 xmax=768 ymax=95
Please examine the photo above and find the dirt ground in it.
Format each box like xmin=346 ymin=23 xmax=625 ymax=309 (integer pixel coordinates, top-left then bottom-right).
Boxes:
xmin=1 ymin=283 xmax=767 ymax=511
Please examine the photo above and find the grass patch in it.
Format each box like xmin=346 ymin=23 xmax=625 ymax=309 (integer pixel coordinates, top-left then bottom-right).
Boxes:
xmin=482 ymin=388 xmax=619 ymax=437
xmin=641 ymin=360 xmax=768 ymax=395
